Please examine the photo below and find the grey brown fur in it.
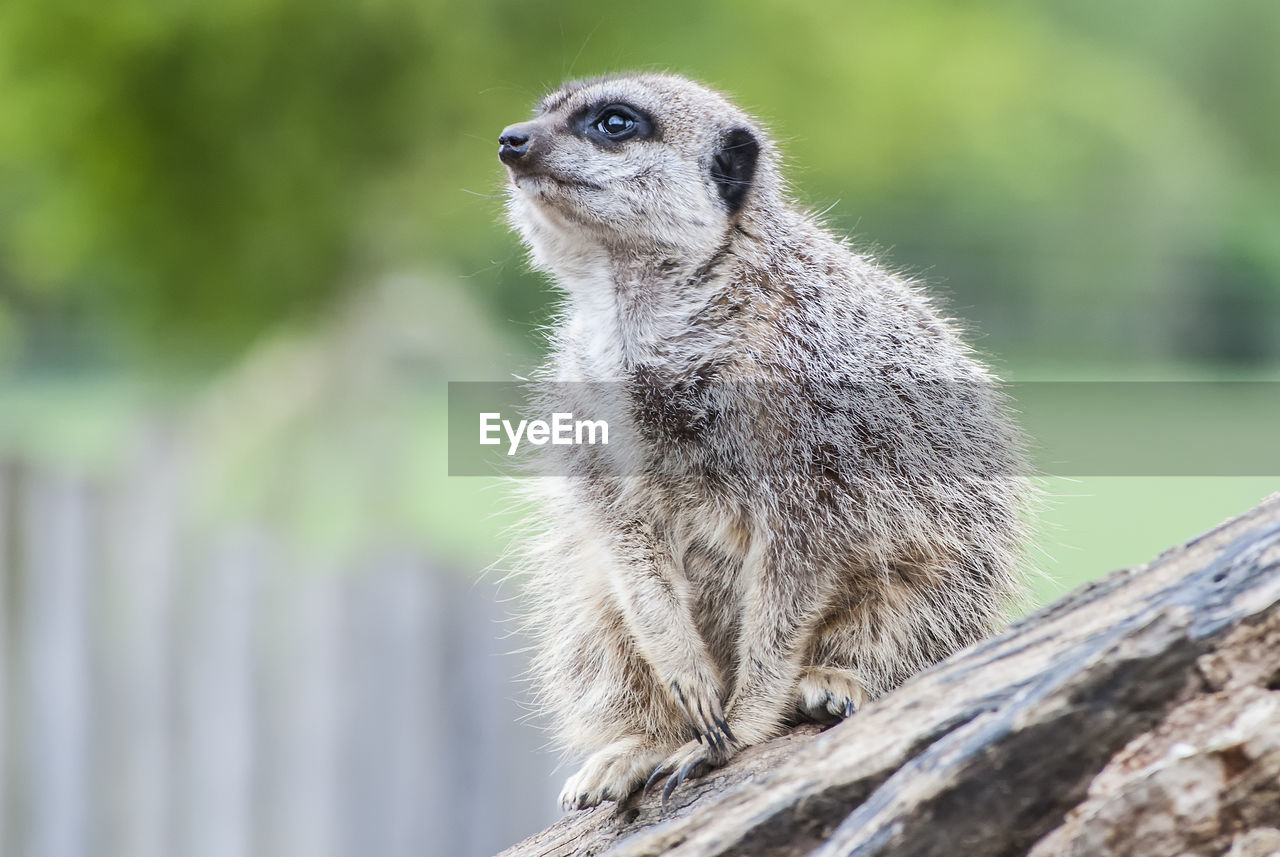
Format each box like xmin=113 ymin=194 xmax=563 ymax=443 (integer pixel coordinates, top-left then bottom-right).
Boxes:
xmin=498 ymin=73 xmax=1032 ymax=811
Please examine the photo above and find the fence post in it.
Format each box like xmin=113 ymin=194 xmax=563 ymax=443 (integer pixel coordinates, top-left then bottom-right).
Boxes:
xmin=255 ymin=556 xmax=342 ymax=857
xmin=94 ymin=434 xmax=180 ymax=857
xmin=0 ymin=463 xmax=12 ymax=857
xmin=338 ymin=553 xmax=444 ymax=857
xmin=173 ymin=530 xmax=261 ymax=857
xmin=21 ymin=469 xmax=92 ymax=857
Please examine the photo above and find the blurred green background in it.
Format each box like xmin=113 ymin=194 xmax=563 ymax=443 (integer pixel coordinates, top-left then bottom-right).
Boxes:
xmin=2 ymin=0 xmax=1278 ymax=600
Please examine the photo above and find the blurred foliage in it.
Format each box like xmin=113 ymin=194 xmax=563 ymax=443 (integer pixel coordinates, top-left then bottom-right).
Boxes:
xmin=0 ymin=0 xmax=431 ymax=364
xmin=0 ymin=0 xmax=1277 ymax=368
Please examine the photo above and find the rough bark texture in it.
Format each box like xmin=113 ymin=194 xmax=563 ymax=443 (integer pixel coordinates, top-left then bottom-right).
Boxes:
xmin=499 ymin=494 xmax=1280 ymax=857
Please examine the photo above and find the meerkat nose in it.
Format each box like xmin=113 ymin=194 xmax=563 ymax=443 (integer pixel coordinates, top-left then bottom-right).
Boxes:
xmin=499 ymin=122 xmax=536 ymax=165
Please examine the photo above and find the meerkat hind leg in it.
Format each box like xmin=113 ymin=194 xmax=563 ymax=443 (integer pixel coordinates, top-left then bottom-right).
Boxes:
xmin=559 ymin=738 xmax=672 ymax=811
xmin=795 ymin=665 xmax=869 ymax=724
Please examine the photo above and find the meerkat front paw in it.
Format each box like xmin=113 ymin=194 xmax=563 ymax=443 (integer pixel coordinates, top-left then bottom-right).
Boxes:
xmin=644 ymin=736 xmax=737 ymax=804
xmin=559 ymin=740 xmax=671 ymax=811
xmin=795 ymin=666 xmax=869 ymax=723
xmin=666 ymin=669 xmax=733 ymax=750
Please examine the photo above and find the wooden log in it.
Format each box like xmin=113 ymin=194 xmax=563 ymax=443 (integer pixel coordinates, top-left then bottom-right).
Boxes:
xmin=499 ymin=493 xmax=1280 ymax=857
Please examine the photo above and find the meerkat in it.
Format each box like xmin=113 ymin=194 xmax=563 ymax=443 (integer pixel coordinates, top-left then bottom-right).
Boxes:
xmin=497 ymin=73 xmax=1031 ymax=811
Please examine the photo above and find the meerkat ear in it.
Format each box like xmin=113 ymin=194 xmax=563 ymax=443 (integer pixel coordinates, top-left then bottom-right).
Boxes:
xmin=711 ymin=127 xmax=760 ymax=216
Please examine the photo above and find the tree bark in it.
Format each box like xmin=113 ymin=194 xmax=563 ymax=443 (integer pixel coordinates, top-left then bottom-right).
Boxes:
xmin=499 ymin=493 xmax=1280 ymax=857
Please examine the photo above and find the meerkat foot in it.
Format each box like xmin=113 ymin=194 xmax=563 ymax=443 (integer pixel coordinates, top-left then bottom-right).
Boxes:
xmin=644 ymin=736 xmax=737 ymax=805
xmin=796 ymin=666 xmax=869 ymax=724
xmin=559 ymin=740 xmax=671 ymax=812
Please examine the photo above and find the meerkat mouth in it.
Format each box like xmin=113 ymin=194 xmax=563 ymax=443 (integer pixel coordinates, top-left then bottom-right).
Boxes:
xmin=512 ymin=169 xmax=605 ymax=193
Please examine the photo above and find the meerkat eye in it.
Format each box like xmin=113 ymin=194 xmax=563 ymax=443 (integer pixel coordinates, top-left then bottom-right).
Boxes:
xmin=596 ymin=110 xmax=636 ymax=137
xmin=574 ymin=103 xmax=652 ymax=146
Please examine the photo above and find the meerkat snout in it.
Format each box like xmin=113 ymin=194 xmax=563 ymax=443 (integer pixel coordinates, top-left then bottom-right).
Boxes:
xmin=498 ymin=121 xmax=536 ymax=165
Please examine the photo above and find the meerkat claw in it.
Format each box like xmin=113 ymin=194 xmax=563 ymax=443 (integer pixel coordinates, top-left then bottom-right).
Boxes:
xmin=669 ymin=678 xmax=729 ymax=751
xmin=643 ymin=762 xmax=670 ymax=796
xmin=714 ymin=715 xmax=736 ymax=742
xmin=646 ymin=736 xmax=733 ymax=806
xmin=662 ymin=757 xmax=704 ymax=805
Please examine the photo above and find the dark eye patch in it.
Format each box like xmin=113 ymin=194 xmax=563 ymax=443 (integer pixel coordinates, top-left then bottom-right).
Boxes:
xmin=570 ymin=100 xmax=657 ymax=148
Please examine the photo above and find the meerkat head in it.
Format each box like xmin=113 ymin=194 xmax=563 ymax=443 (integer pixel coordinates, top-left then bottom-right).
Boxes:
xmin=499 ymin=74 xmax=777 ymax=278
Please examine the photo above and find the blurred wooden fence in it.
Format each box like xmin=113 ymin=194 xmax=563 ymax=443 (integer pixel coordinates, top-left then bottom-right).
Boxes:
xmin=0 ymin=439 xmax=558 ymax=857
